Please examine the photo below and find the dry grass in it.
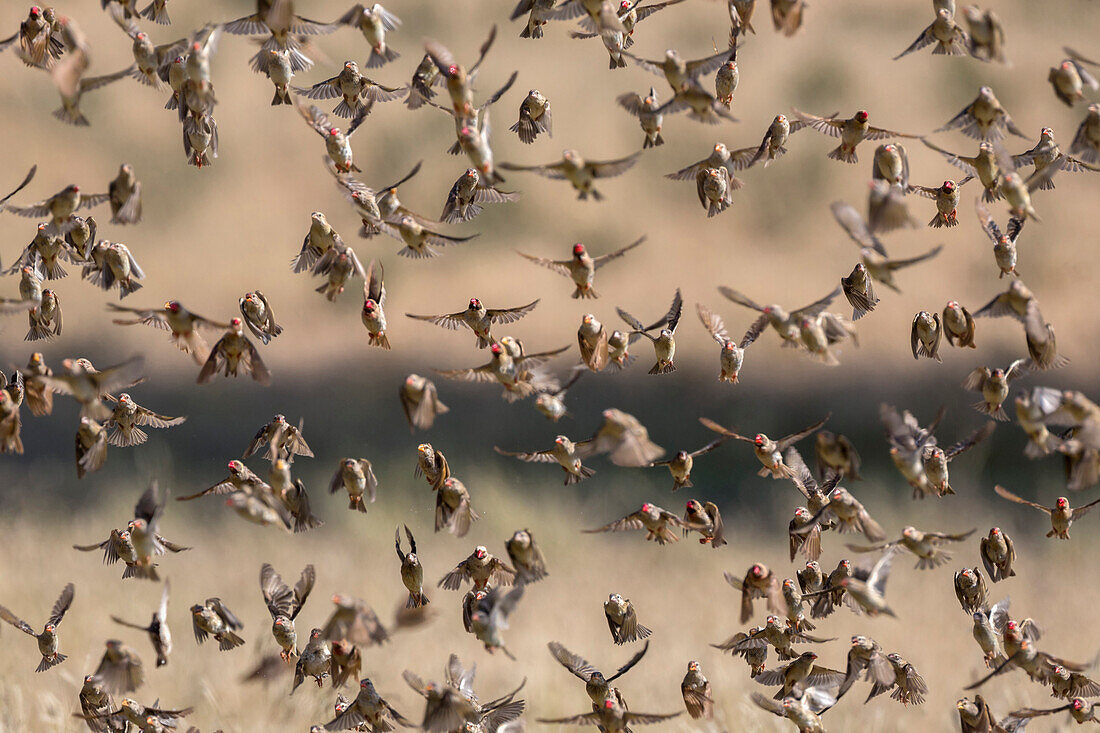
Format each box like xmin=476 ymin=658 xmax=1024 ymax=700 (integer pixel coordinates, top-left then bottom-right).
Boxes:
xmin=0 ymin=0 xmax=1099 ymax=731
xmin=0 ymin=477 xmax=1096 ymax=732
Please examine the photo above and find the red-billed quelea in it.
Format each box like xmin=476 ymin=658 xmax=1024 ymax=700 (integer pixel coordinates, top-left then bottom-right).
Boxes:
xmin=894 ymin=8 xmax=969 ymax=59
xmin=501 ymin=149 xmax=640 ymax=201
xmin=794 ymin=108 xmax=917 ymax=163
xmin=617 ymin=86 xmax=665 ymax=148
xmin=338 ymin=3 xmax=402 ymax=68
xmin=617 ymin=288 xmax=682 ymax=374
xmin=189 ymin=598 xmax=244 ymax=651
xmin=516 ymin=237 xmax=643 ymax=299
xmin=719 ymin=284 xmax=841 ymax=346
xmin=585 ymin=502 xmax=686 ymax=545
xmin=407 ymin=297 xmax=539 ymax=350
xmin=260 ymin=563 xmax=315 ymax=661
xmin=993 ymin=485 xmax=1100 ymax=539
xmin=936 ymin=86 xmax=1026 ymax=141
xmin=1049 ymin=49 xmax=1099 ymax=107
xmin=495 ymin=435 xmax=597 ymax=485
xmin=700 ymin=414 xmax=829 ymax=479
xmin=696 ymin=302 xmax=764 ymax=382
xmin=197 ymin=318 xmax=271 ymax=385
xmin=0 ymin=582 xmax=74 ymax=672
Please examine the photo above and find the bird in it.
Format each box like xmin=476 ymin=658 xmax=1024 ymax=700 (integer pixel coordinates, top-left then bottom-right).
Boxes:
xmin=936 ymin=86 xmax=1027 ymax=141
xmin=794 ymin=108 xmax=917 ymax=163
xmin=699 ymin=414 xmax=829 ymax=479
xmin=0 ymin=582 xmax=75 ymax=672
xmin=516 ymin=237 xmax=644 ymax=299
xmin=993 ymin=485 xmax=1100 ymax=539
xmin=495 ymin=435 xmax=597 ymax=484
xmin=260 ymin=563 xmax=315 ymax=661
xmin=616 ymin=288 xmax=683 ymax=374
xmin=547 ymin=639 xmax=649 ymax=707
xmin=111 ymin=581 xmax=172 ymax=668
xmin=649 ymin=439 xmax=725 ymax=491
xmin=190 ymin=598 xmax=245 ymax=651
xmin=500 ymin=149 xmax=640 ymax=200
xmin=407 ymin=297 xmax=540 ymax=349
xmin=585 ymin=502 xmax=687 ymax=545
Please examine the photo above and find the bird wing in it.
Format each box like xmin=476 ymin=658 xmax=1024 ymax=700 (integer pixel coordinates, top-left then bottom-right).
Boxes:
xmin=493 ymin=445 xmax=558 ymax=463
xmin=0 ymin=606 xmax=37 ymax=636
xmin=487 ymin=298 xmax=540 ymax=324
xmin=547 ymin=641 xmax=597 ymax=681
xmin=695 ymin=302 xmax=729 ymax=344
xmin=885 ymin=244 xmax=943 ymax=271
xmin=830 ymin=201 xmax=887 ymax=256
xmin=943 ymin=423 xmax=995 ymax=459
xmin=434 ymin=364 xmax=497 ymax=383
xmin=498 ymin=160 xmax=569 ymax=179
xmin=1071 ymin=495 xmax=1100 ymax=520
xmin=593 ymin=236 xmax=645 ymax=269
xmin=893 ymin=25 xmax=935 ymax=60
xmin=585 ymin=511 xmax=646 ymax=533
xmin=792 ymin=108 xmax=844 ymax=138
xmin=406 ymin=310 xmax=468 ymax=330
xmin=589 ymin=152 xmax=641 ymax=179
xmin=515 ymin=251 xmax=572 ymax=277
xmin=207 ymin=597 xmax=242 ymax=629
xmin=49 ymin=583 xmax=75 ymax=626
xmin=791 ymin=287 xmax=842 ymax=321
xmin=777 ymin=415 xmax=830 ymax=451
xmin=993 ymin=484 xmax=1051 ymax=514
xmin=698 ymin=417 xmax=752 ymax=442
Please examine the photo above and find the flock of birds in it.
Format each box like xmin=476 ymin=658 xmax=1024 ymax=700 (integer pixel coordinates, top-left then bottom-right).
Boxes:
xmin=0 ymin=0 xmax=1099 ymax=730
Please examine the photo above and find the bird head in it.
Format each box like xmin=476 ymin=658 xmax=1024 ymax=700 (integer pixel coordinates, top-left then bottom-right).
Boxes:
xmin=753 ymin=434 xmax=765 ymax=446
xmin=572 ymin=243 xmax=586 ymax=256
xmin=469 ymin=297 xmax=481 ymax=309
xmin=855 ymin=110 xmax=869 ymax=123
xmin=943 ymin=180 xmax=955 ymax=192
xmin=474 ymin=546 xmax=487 ymax=559
xmin=1057 ymin=497 xmax=1069 ymax=509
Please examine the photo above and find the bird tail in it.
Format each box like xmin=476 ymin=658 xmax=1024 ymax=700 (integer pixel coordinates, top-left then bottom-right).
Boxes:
xmin=123 ymin=562 xmax=159 ymax=581
xmin=827 ymin=145 xmax=857 ymax=164
xmin=572 ymin=285 xmax=598 ymax=299
xmin=271 ymin=87 xmax=291 ymax=105
xmin=107 ymin=425 xmax=149 ymax=447
xmin=407 ymin=592 xmax=430 ymax=609
xmin=648 ymin=361 xmax=676 ymax=375
xmin=25 ymin=322 xmax=55 ymax=342
xmin=352 ymin=497 xmax=368 ymax=513
xmin=366 ymin=46 xmax=400 ymax=68
xmin=564 ymin=465 xmax=595 ymax=485
xmin=141 ymin=1 xmax=171 ymax=23
xmin=52 ymin=106 xmax=89 ymax=127
xmin=217 ymin=631 xmax=246 ymax=651
xmin=981 ymin=185 xmax=1003 ymax=203
xmin=369 ymin=332 xmax=392 ymax=350
xmin=333 ymin=98 xmax=363 ymax=119
xmin=36 ymin=653 xmax=66 ymax=672
xmin=118 ymin=279 xmax=143 ymax=298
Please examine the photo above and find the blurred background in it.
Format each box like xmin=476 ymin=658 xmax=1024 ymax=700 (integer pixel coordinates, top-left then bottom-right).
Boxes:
xmin=1 ymin=0 xmax=1099 ymax=730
